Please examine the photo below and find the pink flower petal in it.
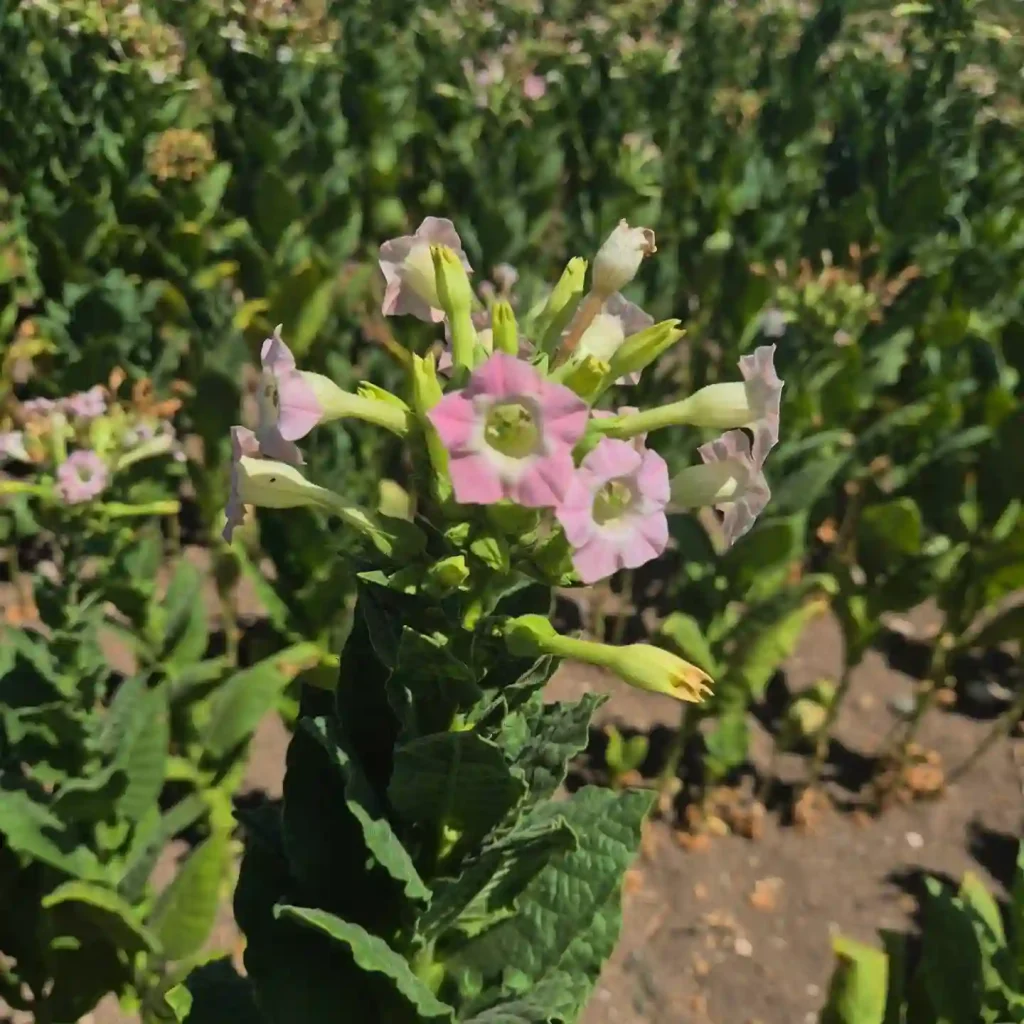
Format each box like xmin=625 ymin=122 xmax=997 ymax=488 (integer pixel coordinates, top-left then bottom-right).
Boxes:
xmin=448 ymin=451 xmax=505 ymax=504
xmin=581 ymin=438 xmax=641 ymax=484
xmin=537 ymin=379 xmax=589 ymax=448
xmin=512 ymin=453 xmax=574 ymax=507
xmin=256 ymin=426 xmax=304 ymax=466
xmin=636 ymin=449 xmax=670 ymax=506
xmin=571 ymin=540 xmax=620 ymax=585
xmin=276 ymin=373 xmax=322 ymax=441
xmin=468 ymin=351 xmax=540 ymax=401
xmin=428 ymin=392 xmax=478 ymax=451
xmin=629 ymin=510 xmax=669 ymax=559
xmin=261 ymin=328 xmax=296 ymax=374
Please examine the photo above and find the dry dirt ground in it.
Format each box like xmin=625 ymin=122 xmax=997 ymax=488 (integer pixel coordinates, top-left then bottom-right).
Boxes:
xmin=4 ymin=592 xmax=1022 ymax=1024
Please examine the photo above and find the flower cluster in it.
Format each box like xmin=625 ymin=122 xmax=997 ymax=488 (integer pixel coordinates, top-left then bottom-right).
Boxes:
xmin=223 ymin=216 xmax=786 ymax=702
xmin=1 ymin=375 xmax=186 ymax=505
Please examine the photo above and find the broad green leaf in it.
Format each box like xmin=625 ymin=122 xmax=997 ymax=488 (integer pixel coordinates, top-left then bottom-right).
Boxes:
xmin=451 ymin=787 xmax=653 ymax=1015
xmin=421 ymin=812 xmax=577 ymax=940
xmin=733 ymin=597 xmax=828 ymax=697
xmin=160 ymin=560 xmax=209 ymax=670
xmin=463 ymin=972 xmax=578 ymax=1023
xmin=859 ymin=499 xmax=923 ymax=562
xmin=302 ymin=717 xmax=429 ymax=903
xmin=821 ymin=935 xmax=888 ymax=1024
xmin=115 ymin=686 xmax=169 ymax=823
xmin=659 ymin=612 xmax=720 ymax=676
xmin=389 ymin=732 xmax=524 ymax=842
xmin=959 ymin=872 xmax=1005 ymax=945
xmin=200 ymin=655 xmax=292 ymax=763
xmin=274 ymin=906 xmax=454 ymax=1021
xmin=703 ymin=706 xmax=750 ymax=780
xmin=42 ymin=880 xmax=158 ymax=955
xmin=147 ymin=832 xmax=230 ymax=961
xmin=119 ymin=795 xmax=209 ymax=903
xmin=0 ymin=786 xmax=107 ymax=881
xmin=918 ymin=879 xmax=984 ymax=1024
xmin=513 ymin=694 xmax=606 ymax=800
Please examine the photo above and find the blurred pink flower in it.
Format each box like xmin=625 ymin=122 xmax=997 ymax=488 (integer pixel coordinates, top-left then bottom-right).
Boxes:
xmin=256 ymin=326 xmax=321 ymax=465
xmin=62 ymin=385 xmax=107 ymax=420
xmin=428 ymin=352 xmax=588 ymax=507
xmin=57 ymin=450 xmax=108 ymax=504
xmin=556 ymin=437 xmax=669 ymax=584
xmin=576 ymin=293 xmax=654 ymax=385
xmin=522 ymin=74 xmax=547 ymax=100
xmin=21 ymin=397 xmax=56 ymax=417
xmin=379 ymin=217 xmax=473 ymax=323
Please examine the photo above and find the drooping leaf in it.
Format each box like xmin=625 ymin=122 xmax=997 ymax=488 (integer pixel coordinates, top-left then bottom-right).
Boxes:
xmin=42 ymin=880 xmax=158 ymax=955
xmin=274 ymin=906 xmax=455 ymax=1021
xmin=0 ymin=785 xmax=107 ymax=881
xmin=302 ymin=716 xmax=429 ymax=904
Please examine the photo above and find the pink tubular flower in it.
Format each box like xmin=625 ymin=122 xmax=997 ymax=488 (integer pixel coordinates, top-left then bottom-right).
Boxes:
xmin=576 ymin=293 xmax=654 ymax=384
xmin=696 ymin=429 xmax=771 ymax=546
xmin=379 ymin=217 xmax=473 ymax=323
xmin=428 ymin=353 xmax=588 ymax=507
xmin=556 ymin=437 xmax=670 ymax=585
xmin=56 ymin=450 xmax=108 ymax=504
xmin=62 ymin=385 xmax=107 ymax=420
xmin=738 ymin=345 xmax=783 ymax=463
xmin=223 ymin=426 xmax=261 ymax=542
xmin=256 ymin=326 xmax=322 ymax=466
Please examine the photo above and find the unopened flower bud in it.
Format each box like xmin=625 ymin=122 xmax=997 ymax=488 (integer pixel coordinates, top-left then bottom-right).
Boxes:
xmin=536 ymin=257 xmax=588 ymax=354
xmin=491 ymin=301 xmax=519 ymax=356
xmin=433 ymin=245 xmax=477 ymax=373
xmin=593 ymin=220 xmax=656 ymax=298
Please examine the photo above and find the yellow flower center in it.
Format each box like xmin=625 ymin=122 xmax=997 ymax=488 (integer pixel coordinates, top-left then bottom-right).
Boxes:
xmin=484 ymin=401 xmax=540 ymax=459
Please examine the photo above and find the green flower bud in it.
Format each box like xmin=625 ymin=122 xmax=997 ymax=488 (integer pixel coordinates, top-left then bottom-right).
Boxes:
xmin=535 ymin=257 xmax=588 ymax=354
xmin=604 ymin=320 xmax=685 ymax=384
xmin=491 ymin=300 xmax=519 ymax=356
xmin=432 ymin=245 xmax=476 ymax=374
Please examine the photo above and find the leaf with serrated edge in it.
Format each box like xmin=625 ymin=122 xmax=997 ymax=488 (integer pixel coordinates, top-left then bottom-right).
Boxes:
xmin=422 ymin=812 xmax=577 ymax=940
xmin=274 ymin=905 xmax=454 ymax=1021
xmin=449 ymin=787 xmax=652 ymax=1015
xmin=302 ymin=717 xmax=429 ymax=903
xmin=514 ymin=695 xmax=606 ymax=800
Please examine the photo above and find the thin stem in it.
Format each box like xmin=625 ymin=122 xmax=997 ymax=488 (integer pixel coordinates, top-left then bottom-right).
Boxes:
xmin=946 ymin=684 xmax=1024 ymax=786
xmin=610 ymin=569 xmax=634 ymax=647
xmin=657 ymin=703 xmax=695 ymax=798
xmin=806 ymin=661 xmax=855 ymax=791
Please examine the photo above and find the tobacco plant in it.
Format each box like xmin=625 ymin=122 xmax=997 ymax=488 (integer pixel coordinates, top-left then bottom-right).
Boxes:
xmin=179 ymin=215 xmax=788 ymax=1022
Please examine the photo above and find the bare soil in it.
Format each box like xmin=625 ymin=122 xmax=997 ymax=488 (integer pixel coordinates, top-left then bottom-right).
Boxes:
xmin=4 ymin=582 xmax=1022 ymax=1024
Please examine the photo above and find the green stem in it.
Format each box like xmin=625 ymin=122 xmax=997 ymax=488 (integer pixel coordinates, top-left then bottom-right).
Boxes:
xmin=805 ymin=660 xmax=856 ymax=791
xmin=610 ymin=570 xmax=633 ymax=647
xmin=657 ymin=703 xmax=696 ymax=796
xmin=946 ymin=683 xmax=1024 ymax=786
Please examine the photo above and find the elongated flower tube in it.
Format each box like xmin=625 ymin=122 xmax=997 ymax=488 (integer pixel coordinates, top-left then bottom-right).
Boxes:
xmin=535 ymin=257 xmax=587 ymax=354
xmin=670 ymin=429 xmax=771 ymax=546
xmin=592 ymin=345 xmax=783 ymax=444
xmin=556 ymin=437 xmax=669 ymax=584
xmin=427 ymin=353 xmax=588 ymax=507
xmin=503 ymin=614 xmax=712 ymax=703
xmin=379 ymin=217 xmax=472 ymax=323
xmin=257 ymin=328 xmax=409 ymax=465
xmin=224 ymin=426 xmax=420 ymax=559
xmin=433 ymin=244 xmax=477 ymax=373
